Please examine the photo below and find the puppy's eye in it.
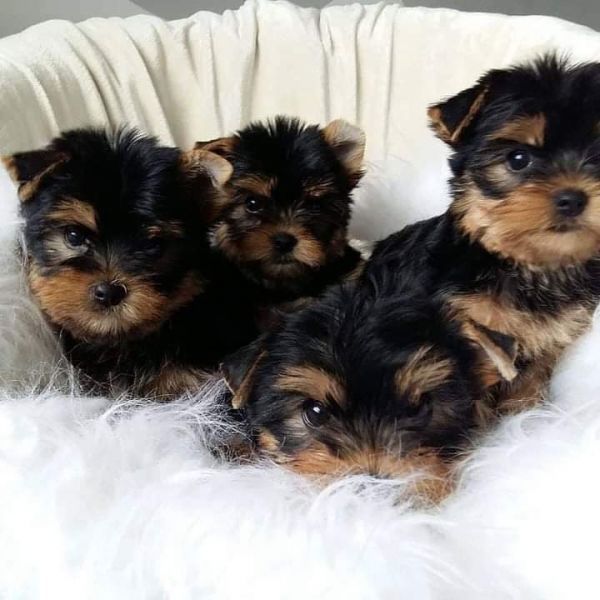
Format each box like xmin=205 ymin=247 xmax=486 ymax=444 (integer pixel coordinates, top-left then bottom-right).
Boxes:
xmin=506 ymin=149 xmax=532 ymax=171
xmin=245 ymin=196 xmax=266 ymax=214
xmin=64 ymin=226 xmax=88 ymax=248
xmin=302 ymin=399 xmax=330 ymax=428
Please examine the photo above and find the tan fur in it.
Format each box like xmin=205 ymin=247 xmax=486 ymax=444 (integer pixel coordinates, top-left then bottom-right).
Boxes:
xmin=195 ymin=137 xmax=236 ymax=156
xmin=181 ymin=148 xmax=233 ymax=187
xmin=43 ymin=231 xmax=90 ymax=265
xmin=489 ymin=113 xmax=546 ymax=146
xmin=395 ymin=346 xmax=454 ymax=404
xmin=496 ymin=359 xmax=553 ymax=415
xmin=257 ymin=429 xmax=280 ymax=453
xmin=476 ymin=353 xmax=514 ymax=389
xmin=402 ymin=449 xmax=454 ymax=505
xmin=450 ymin=293 xmax=592 ymax=410
xmin=474 ymin=393 xmax=497 ymax=430
xmin=29 ymin=264 xmax=202 ymax=340
xmin=289 ymin=228 xmax=326 ymax=268
xmin=304 ymin=179 xmax=337 ymax=198
xmin=428 ymin=87 xmax=488 ymax=145
xmin=460 ymin=320 xmax=518 ymax=386
xmin=453 ymin=177 xmax=600 ymax=266
xmin=321 ymin=119 xmax=365 ymax=177
xmin=14 ymin=157 xmax=68 ymax=202
xmin=483 ymin=162 xmax=521 ymax=190
xmin=450 ymin=294 xmax=592 ymax=362
xmin=142 ymin=364 xmax=212 ymax=399
xmin=228 ymin=351 xmax=267 ymax=409
xmin=47 ymin=199 xmax=97 ymax=232
xmin=276 ymin=365 xmax=346 ymax=407
xmin=472 ymin=360 xmax=553 ymax=427
xmin=262 ymin=438 xmax=453 ymax=505
xmin=1 ymin=155 xmax=18 ymax=181
xmin=215 ymin=221 xmax=326 ymax=270
xmin=427 ymin=107 xmax=453 ymax=143
xmin=232 ymin=175 xmax=277 ymax=198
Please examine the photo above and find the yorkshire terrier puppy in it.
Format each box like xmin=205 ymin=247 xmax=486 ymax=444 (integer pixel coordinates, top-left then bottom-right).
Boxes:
xmin=369 ymin=54 xmax=600 ymax=414
xmin=5 ymin=127 xmax=256 ymax=397
xmin=222 ymin=266 xmax=516 ymax=503
xmin=196 ymin=116 xmax=366 ymax=323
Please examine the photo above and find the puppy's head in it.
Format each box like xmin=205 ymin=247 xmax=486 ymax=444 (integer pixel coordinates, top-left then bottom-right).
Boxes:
xmin=6 ymin=128 xmax=231 ymax=341
xmin=429 ymin=54 xmax=600 ymax=267
xmin=198 ymin=116 xmax=365 ymax=290
xmin=222 ymin=285 xmax=516 ymax=501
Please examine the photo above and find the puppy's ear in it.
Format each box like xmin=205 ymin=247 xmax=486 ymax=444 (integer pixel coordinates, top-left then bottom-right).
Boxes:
xmin=428 ymin=82 xmax=489 ymax=147
xmin=2 ymin=150 xmax=68 ymax=202
xmin=321 ymin=119 xmax=365 ymax=180
xmin=221 ymin=336 xmax=267 ymax=409
xmin=194 ymin=136 xmax=236 ymax=159
xmin=462 ymin=320 xmax=518 ymax=387
xmin=182 ymin=148 xmax=233 ymax=188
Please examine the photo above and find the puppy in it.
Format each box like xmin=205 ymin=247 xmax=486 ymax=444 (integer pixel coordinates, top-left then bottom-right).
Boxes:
xmin=6 ymin=127 xmax=256 ymax=397
xmin=196 ymin=116 xmax=366 ymax=323
xmin=369 ymin=54 xmax=600 ymax=414
xmin=222 ymin=269 xmax=516 ymax=504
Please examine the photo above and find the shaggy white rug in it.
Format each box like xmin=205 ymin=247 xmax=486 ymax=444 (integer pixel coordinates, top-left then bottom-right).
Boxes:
xmin=0 ymin=157 xmax=599 ymax=600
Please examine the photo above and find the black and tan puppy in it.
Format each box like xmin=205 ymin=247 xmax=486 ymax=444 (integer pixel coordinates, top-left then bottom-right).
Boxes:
xmin=222 ymin=269 xmax=516 ymax=503
xmin=197 ymin=116 xmax=366 ymax=323
xmin=369 ymin=54 xmax=600 ymax=414
xmin=6 ymin=128 xmax=256 ymax=397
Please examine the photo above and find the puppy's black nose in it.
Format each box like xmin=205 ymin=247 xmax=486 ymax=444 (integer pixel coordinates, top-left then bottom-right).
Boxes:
xmin=553 ymin=188 xmax=588 ymax=218
xmin=92 ymin=282 xmax=128 ymax=307
xmin=272 ymin=232 xmax=298 ymax=254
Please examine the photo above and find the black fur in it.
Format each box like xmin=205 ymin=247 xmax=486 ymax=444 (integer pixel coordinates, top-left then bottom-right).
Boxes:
xmin=205 ymin=116 xmax=364 ymax=308
xmin=16 ymin=128 xmax=256 ymax=396
xmin=416 ymin=53 xmax=600 ymax=304
xmin=369 ymin=213 xmax=600 ymax=315
xmin=369 ymin=54 xmax=600 ymax=411
xmin=20 ymin=128 xmax=201 ymax=297
xmin=222 ymin=257 xmax=512 ymax=477
xmin=443 ymin=54 xmax=600 ymax=192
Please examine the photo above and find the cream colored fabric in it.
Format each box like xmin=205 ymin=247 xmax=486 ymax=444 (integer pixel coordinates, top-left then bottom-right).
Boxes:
xmin=3 ymin=5 xmax=600 ymax=598
xmin=2 ymin=0 xmax=600 ymax=163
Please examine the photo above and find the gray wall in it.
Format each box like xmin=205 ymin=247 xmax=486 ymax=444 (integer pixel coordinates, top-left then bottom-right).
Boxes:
xmin=400 ymin=0 xmax=600 ymax=31
xmin=0 ymin=0 xmax=149 ymax=37
xmin=0 ymin=0 xmax=331 ymax=37
xmin=0 ymin=1 xmax=598 ymax=38
xmin=133 ymin=0 xmax=327 ymax=19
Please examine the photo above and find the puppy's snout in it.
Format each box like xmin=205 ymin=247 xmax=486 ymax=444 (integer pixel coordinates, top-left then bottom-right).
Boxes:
xmin=553 ymin=188 xmax=588 ymax=218
xmin=92 ymin=281 xmax=128 ymax=308
xmin=272 ymin=232 xmax=298 ymax=254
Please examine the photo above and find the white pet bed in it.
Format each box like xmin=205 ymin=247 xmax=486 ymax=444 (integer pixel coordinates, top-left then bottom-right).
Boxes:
xmin=1 ymin=1 xmax=600 ymax=597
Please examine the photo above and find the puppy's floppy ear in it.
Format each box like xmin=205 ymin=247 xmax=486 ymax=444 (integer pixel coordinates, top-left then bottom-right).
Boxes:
xmin=321 ymin=119 xmax=365 ymax=180
xmin=221 ymin=336 xmax=267 ymax=409
xmin=462 ymin=320 xmax=518 ymax=387
xmin=2 ymin=149 xmax=68 ymax=202
xmin=182 ymin=147 xmax=233 ymax=188
xmin=194 ymin=136 xmax=236 ymax=159
xmin=428 ymin=82 xmax=489 ymax=147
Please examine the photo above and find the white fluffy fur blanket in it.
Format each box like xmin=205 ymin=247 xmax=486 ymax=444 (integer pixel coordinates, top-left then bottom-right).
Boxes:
xmin=2 ymin=2 xmax=600 ymax=598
